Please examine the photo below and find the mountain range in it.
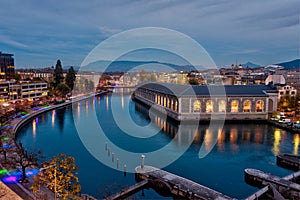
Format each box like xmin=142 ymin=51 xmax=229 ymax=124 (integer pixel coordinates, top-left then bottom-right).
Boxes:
xmin=66 ymin=59 xmax=300 ymax=72
xmin=276 ymin=59 xmax=300 ymax=70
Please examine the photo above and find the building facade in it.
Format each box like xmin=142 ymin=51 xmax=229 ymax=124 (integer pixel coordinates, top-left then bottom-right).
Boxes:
xmin=0 ymin=52 xmax=15 ymax=80
xmin=135 ymin=82 xmax=278 ymax=121
xmin=0 ymin=81 xmax=48 ymax=102
xmin=277 ymin=85 xmax=297 ymax=100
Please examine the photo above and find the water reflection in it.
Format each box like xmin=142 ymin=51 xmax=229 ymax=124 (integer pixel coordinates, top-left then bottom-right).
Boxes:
xmin=294 ymin=134 xmax=299 ymax=155
xmin=51 ymin=110 xmax=56 ymax=127
xmin=106 ymin=95 xmax=109 ymax=111
xmin=32 ymin=119 xmax=36 ymax=139
xmin=134 ymin=101 xmax=299 ymax=156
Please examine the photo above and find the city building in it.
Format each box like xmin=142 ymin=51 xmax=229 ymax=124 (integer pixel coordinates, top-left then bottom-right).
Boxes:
xmin=277 ymin=85 xmax=297 ymax=100
xmin=0 ymin=81 xmax=9 ymax=102
xmin=135 ymin=82 xmax=278 ymax=121
xmin=0 ymin=81 xmax=48 ymax=102
xmin=0 ymin=52 xmax=15 ymax=80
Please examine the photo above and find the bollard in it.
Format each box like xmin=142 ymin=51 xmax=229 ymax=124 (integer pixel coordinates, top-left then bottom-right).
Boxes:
xmin=124 ymin=164 xmax=126 ymax=176
xmin=112 ymin=153 xmax=114 ymax=162
xmin=141 ymin=155 xmax=145 ymax=169
xmin=105 ymin=142 xmax=107 ymax=151
xmin=107 ymin=148 xmax=110 ymax=156
xmin=116 ymin=158 xmax=119 ymax=169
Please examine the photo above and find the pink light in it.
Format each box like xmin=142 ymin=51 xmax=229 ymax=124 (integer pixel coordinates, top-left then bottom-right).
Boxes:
xmin=2 ymin=176 xmax=18 ymax=183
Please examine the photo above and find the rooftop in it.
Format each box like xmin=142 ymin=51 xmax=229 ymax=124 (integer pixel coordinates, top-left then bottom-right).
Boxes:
xmin=138 ymin=82 xmax=277 ymax=97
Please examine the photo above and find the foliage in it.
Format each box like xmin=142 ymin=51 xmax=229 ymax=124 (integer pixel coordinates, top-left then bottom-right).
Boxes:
xmin=9 ymin=142 xmax=42 ymax=182
xmin=65 ymin=66 xmax=76 ymax=90
xmin=14 ymin=73 xmax=21 ymax=81
xmin=149 ymin=73 xmax=157 ymax=82
xmin=31 ymin=154 xmax=81 ymax=200
xmin=55 ymin=83 xmax=70 ymax=97
xmin=188 ymin=78 xmax=199 ymax=85
xmin=54 ymin=60 xmax=64 ymax=88
xmin=278 ymin=95 xmax=299 ymax=112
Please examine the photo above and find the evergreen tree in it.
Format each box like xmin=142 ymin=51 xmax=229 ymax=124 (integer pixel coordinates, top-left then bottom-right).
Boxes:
xmin=54 ymin=60 xmax=64 ymax=87
xmin=65 ymin=66 xmax=76 ymax=90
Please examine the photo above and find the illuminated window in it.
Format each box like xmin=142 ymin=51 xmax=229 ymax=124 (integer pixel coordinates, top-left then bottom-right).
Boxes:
xmin=206 ymin=101 xmax=213 ymax=112
xmin=256 ymin=100 xmax=263 ymax=112
xmin=163 ymin=97 xmax=167 ymax=107
xmin=175 ymin=100 xmax=178 ymax=112
xmin=218 ymin=100 xmax=226 ymax=112
xmin=157 ymin=96 xmax=161 ymax=104
xmin=231 ymin=100 xmax=239 ymax=112
xmin=243 ymin=101 xmax=251 ymax=112
xmin=193 ymin=100 xmax=201 ymax=112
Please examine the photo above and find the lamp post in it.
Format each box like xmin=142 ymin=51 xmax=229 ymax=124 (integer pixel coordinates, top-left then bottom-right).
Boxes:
xmin=39 ymin=164 xmax=57 ymax=200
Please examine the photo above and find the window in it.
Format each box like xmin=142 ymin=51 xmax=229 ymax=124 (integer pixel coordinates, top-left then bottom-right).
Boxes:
xmin=193 ymin=100 xmax=201 ymax=112
xmin=243 ymin=101 xmax=251 ymax=112
xmin=231 ymin=100 xmax=239 ymax=112
xmin=256 ymin=100 xmax=263 ymax=112
xmin=206 ymin=101 xmax=213 ymax=112
xmin=218 ymin=100 xmax=226 ymax=112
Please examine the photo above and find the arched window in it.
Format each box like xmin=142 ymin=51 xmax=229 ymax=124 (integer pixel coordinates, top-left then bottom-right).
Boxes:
xmin=256 ymin=100 xmax=263 ymax=112
xmin=218 ymin=100 xmax=226 ymax=112
xmin=206 ymin=100 xmax=213 ymax=112
xmin=231 ymin=100 xmax=239 ymax=112
xmin=243 ymin=101 xmax=251 ymax=112
xmin=193 ymin=100 xmax=201 ymax=112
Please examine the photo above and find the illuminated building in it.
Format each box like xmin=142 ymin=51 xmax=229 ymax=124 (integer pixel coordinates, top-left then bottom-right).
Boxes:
xmin=135 ymin=82 xmax=278 ymax=121
xmin=0 ymin=52 xmax=15 ymax=80
xmin=0 ymin=81 xmax=48 ymax=102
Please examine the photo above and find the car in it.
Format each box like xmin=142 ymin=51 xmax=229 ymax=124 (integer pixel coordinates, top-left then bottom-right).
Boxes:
xmin=294 ymin=124 xmax=300 ymax=129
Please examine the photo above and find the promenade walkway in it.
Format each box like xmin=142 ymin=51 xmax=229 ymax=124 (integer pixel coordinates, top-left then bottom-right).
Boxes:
xmin=0 ymin=92 xmax=106 ymax=199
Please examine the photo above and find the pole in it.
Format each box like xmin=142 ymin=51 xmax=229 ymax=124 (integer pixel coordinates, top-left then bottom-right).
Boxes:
xmin=54 ymin=164 xmax=57 ymax=200
xmin=141 ymin=155 xmax=145 ymax=169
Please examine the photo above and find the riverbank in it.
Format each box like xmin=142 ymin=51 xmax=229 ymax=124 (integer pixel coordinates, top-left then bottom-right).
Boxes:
xmin=267 ymin=120 xmax=300 ymax=134
xmin=0 ymin=91 xmax=108 ymax=199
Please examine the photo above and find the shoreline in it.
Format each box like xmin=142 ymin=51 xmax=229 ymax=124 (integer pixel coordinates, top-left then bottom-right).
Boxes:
xmin=1 ymin=91 xmax=108 ymax=200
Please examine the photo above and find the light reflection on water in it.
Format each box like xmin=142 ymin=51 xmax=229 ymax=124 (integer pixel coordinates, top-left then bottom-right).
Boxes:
xmin=17 ymin=90 xmax=299 ymax=199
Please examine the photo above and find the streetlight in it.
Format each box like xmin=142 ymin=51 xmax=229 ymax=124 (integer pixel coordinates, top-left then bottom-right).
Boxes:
xmin=39 ymin=164 xmax=57 ymax=200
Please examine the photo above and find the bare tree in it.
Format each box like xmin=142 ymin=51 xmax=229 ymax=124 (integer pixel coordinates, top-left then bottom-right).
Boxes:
xmin=9 ymin=142 xmax=42 ymax=182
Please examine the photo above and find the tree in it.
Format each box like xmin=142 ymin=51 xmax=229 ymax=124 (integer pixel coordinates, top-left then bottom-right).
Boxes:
xmin=9 ymin=142 xmax=42 ymax=182
xmin=65 ymin=66 xmax=76 ymax=91
xmin=150 ymin=73 xmax=157 ymax=82
xmin=14 ymin=73 xmax=21 ymax=81
xmin=31 ymin=154 xmax=81 ymax=199
xmin=54 ymin=60 xmax=64 ymax=87
xmin=55 ymin=83 xmax=70 ymax=97
xmin=188 ymin=78 xmax=199 ymax=85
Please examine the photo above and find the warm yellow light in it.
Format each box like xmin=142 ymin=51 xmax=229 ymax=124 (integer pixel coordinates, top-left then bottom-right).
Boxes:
xmin=272 ymin=129 xmax=281 ymax=156
xmin=293 ymin=134 xmax=299 ymax=155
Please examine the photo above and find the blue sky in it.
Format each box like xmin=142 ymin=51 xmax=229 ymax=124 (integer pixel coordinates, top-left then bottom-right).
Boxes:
xmin=0 ymin=0 xmax=299 ymax=68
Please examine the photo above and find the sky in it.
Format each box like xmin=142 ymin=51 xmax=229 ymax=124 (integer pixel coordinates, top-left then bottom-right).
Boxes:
xmin=0 ymin=0 xmax=299 ymax=68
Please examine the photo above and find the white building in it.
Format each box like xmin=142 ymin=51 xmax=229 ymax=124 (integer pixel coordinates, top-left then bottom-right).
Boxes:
xmin=277 ymin=85 xmax=297 ymax=99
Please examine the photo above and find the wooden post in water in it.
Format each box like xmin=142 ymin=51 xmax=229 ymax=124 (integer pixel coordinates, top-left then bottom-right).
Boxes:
xmin=124 ymin=164 xmax=126 ymax=176
xmin=112 ymin=153 xmax=114 ymax=162
xmin=116 ymin=158 xmax=119 ymax=169
xmin=107 ymin=148 xmax=110 ymax=156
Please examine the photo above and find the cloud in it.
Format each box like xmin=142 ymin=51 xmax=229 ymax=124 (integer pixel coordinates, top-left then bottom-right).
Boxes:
xmin=0 ymin=35 xmax=28 ymax=48
xmin=0 ymin=0 xmax=299 ymax=67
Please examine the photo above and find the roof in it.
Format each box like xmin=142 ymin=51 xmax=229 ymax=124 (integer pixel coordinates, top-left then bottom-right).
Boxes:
xmin=137 ymin=82 xmax=277 ymax=97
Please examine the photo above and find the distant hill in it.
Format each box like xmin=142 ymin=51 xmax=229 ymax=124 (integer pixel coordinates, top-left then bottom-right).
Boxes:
xmin=242 ymin=62 xmax=261 ymax=68
xmin=276 ymin=59 xmax=300 ymax=70
xmin=77 ymin=60 xmax=201 ymax=72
